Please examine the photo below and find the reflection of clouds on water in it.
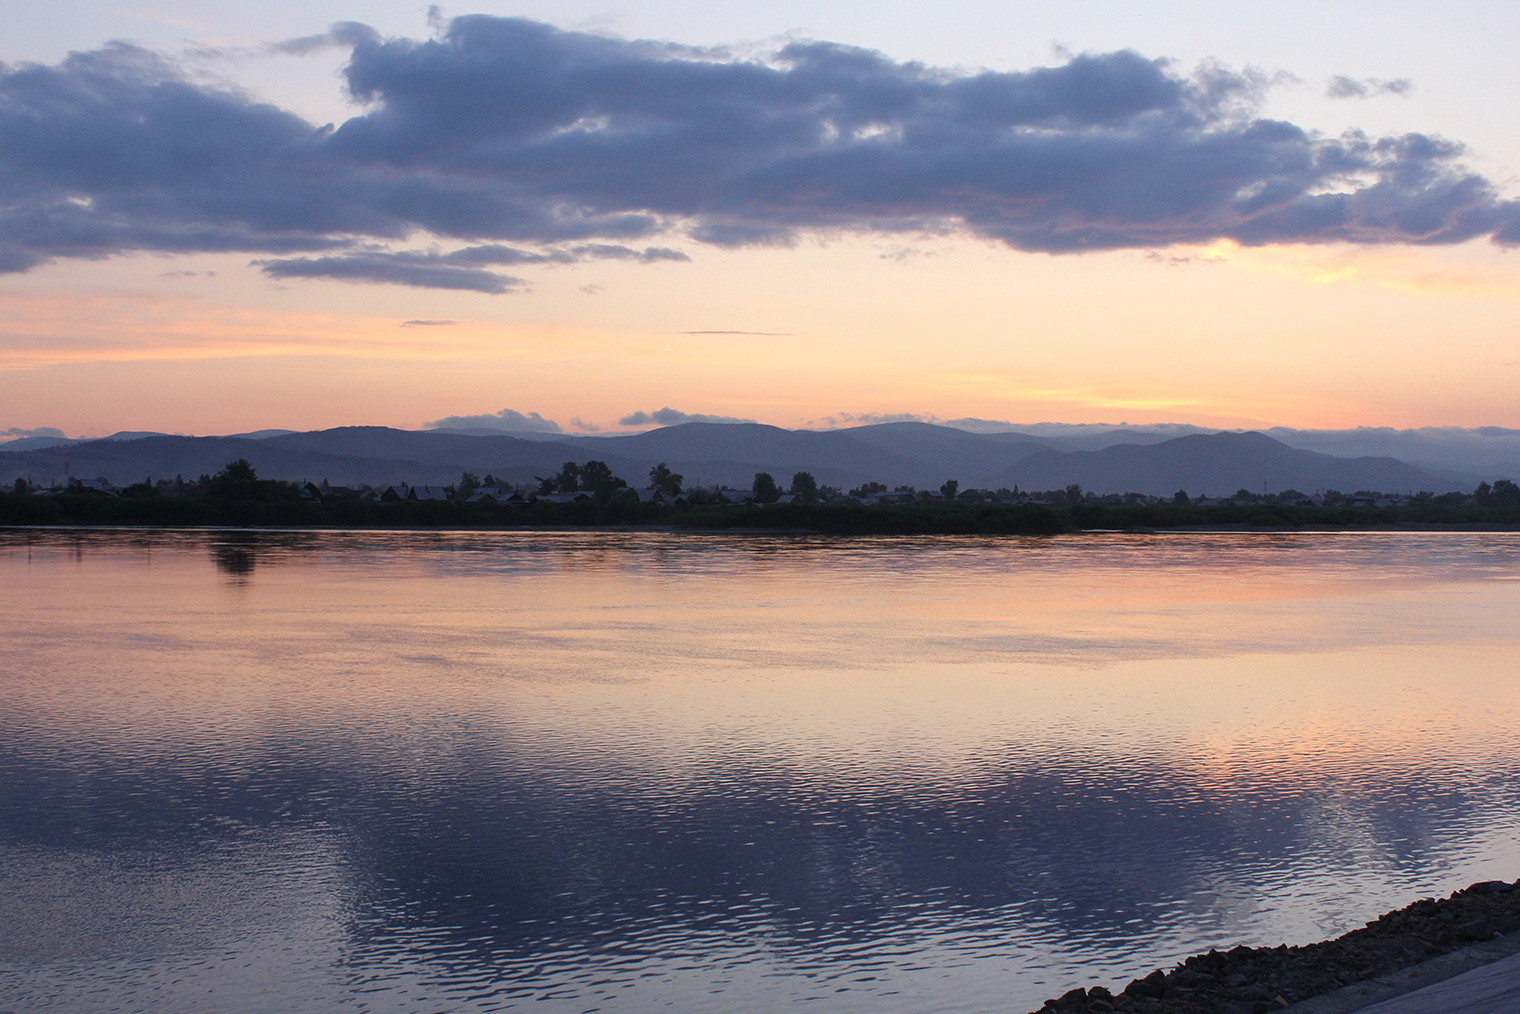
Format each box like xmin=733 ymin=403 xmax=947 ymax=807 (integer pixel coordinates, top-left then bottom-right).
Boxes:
xmin=1 ymin=530 xmax=1519 ymax=1014
xmin=3 ymin=654 xmax=1517 ymax=1013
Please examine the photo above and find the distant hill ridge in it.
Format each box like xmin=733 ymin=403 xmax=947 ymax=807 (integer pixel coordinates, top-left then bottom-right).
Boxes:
xmin=0 ymin=422 xmax=1472 ymax=495
xmin=993 ymin=431 xmax=1444 ymax=497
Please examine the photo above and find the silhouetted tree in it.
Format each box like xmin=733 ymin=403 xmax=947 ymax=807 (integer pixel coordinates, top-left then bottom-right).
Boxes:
xmin=790 ymin=472 xmax=819 ymax=502
xmin=1491 ymin=479 xmax=1520 ymax=506
xmin=455 ymin=472 xmax=481 ymax=498
xmin=753 ymin=472 xmax=779 ymax=502
xmin=1173 ymin=489 xmax=1190 ymax=504
xmin=206 ymin=459 xmax=259 ymax=497
xmin=203 ymin=459 xmax=297 ymax=501
xmin=555 ymin=461 xmax=582 ymax=493
xmin=1063 ymin=483 xmax=1083 ymax=505
xmin=579 ymin=460 xmax=628 ymax=501
xmin=940 ymin=479 xmax=959 ymax=499
xmin=649 ymin=462 xmax=684 ymax=495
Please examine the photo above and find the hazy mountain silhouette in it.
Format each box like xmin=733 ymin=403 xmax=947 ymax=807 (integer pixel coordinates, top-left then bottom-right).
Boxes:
xmin=0 ymin=423 xmax=1460 ymax=494
xmin=994 ymin=431 xmax=1447 ymax=496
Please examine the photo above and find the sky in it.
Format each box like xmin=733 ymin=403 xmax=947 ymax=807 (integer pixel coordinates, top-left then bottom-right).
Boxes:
xmin=2 ymin=0 xmax=1519 ymax=439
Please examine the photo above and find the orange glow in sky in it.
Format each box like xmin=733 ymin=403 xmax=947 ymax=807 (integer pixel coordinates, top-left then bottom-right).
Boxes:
xmin=4 ymin=234 xmax=1518 ymax=436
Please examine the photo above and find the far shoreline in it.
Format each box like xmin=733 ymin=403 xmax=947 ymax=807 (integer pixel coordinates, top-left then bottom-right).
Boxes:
xmin=7 ymin=489 xmax=1520 ymax=536
xmin=5 ymin=522 xmax=1520 ymax=536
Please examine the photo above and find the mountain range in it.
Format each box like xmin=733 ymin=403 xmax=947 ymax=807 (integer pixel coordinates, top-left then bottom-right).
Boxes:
xmin=0 ymin=422 xmax=1491 ymax=497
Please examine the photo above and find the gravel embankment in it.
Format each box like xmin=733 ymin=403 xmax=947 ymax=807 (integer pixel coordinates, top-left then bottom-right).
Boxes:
xmin=1031 ymin=879 xmax=1520 ymax=1014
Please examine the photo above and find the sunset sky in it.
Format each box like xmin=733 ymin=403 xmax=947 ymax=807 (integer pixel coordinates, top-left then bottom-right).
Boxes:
xmin=3 ymin=0 xmax=1518 ymax=439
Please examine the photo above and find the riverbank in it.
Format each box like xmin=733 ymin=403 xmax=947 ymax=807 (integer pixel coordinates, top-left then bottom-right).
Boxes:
xmin=1030 ymin=879 xmax=1520 ymax=1014
xmin=4 ymin=493 xmax=1520 ymax=533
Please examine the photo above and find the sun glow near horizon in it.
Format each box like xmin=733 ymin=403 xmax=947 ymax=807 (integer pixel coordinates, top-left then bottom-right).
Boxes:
xmin=3 ymin=232 xmax=1517 ymax=437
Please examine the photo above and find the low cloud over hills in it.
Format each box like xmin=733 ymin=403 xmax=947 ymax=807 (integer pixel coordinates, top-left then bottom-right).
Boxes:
xmin=0 ymin=422 xmax=1483 ymax=495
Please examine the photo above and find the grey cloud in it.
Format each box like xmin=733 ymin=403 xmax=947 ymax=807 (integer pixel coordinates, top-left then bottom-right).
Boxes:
xmin=619 ymin=407 xmax=758 ymax=427
xmin=571 ymin=244 xmax=690 ymax=263
xmin=255 ymin=243 xmax=687 ymax=291
xmin=1326 ymin=75 xmax=1412 ymax=99
xmin=442 ymin=243 xmax=687 ymax=265
xmin=0 ymin=19 xmax=1513 ymax=287
xmin=689 ymin=223 xmax=797 ymax=248
xmin=444 ymin=245 xmax=576 ymax=266
xmin=400 ymin=319 xmax=456 ymax=326
xmin=5 ymin=425 xmax=66 ymax=438
xmin=425 ymin=408 xmax=563 ymax=433
xmin=255 ymin=252 xmax=524 ymax=293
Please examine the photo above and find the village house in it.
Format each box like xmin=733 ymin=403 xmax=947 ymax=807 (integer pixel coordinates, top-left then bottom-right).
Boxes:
xmin=619 ymin=488 xmax=669 ymax=504
xmin=378 ymin=484 xmax=452 ymax=502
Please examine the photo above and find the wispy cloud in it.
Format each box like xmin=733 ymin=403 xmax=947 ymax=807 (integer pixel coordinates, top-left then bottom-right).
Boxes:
xmin=0 ymin=19 xmax=1510 ymax=288
xmin=1326 ymin=75 xmax=1412 ymax=99
xmin=256 ymin=253 xmax=525 ymax=293
xmin=1144 ymin=250 xmax=1226 ymax=267
xmin=400 ymin=319 xmax=457 ymax=326
xmin=256 ymin=244 xmax=687 ymax=292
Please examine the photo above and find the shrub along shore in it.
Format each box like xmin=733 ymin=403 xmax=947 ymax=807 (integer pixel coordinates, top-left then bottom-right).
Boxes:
xmin=4 ymin=491 xmax=1520 ymax=533
xmin=1032 ymin=879 xmax=1520 ymax=1014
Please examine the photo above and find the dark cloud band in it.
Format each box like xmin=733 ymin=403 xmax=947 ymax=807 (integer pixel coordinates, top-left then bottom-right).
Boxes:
xmin=0 ymin=17 xmax=1515 ymax=291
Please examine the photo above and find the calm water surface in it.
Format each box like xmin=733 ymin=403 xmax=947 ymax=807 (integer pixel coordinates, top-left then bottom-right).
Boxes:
xmin=2 ymin=530 xmax=1518 ymax=1014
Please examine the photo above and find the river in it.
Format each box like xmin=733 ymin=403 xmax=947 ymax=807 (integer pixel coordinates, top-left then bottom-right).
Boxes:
xmin=3 ymin=530 xmax=1518 ymax=1013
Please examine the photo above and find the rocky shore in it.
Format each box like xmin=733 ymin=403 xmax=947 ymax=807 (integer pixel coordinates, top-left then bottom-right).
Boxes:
xmin=1031 ymin=879 xmax=1520 ymax=1014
